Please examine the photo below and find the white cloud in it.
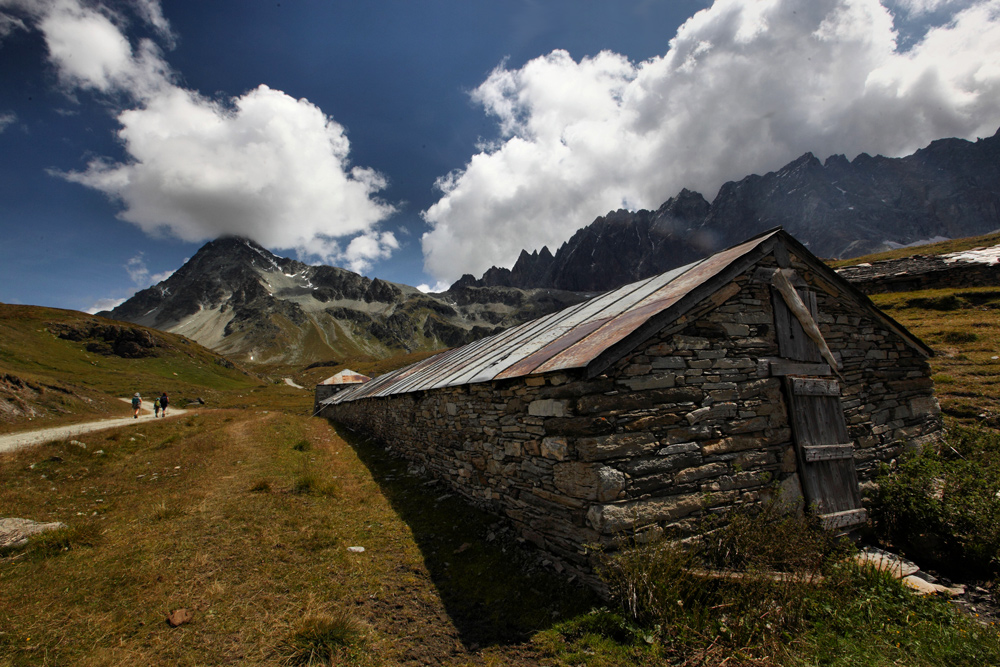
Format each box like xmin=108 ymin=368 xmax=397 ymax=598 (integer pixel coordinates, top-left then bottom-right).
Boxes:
xmin=416 ymin=281 xmax=451 ymax=294
xmin=0 ymin=111 xmax=15 ymax=132
xmin=895 ymin=0 xmax=970 ymax=15
xmin=6 ymin=0 xmax=395 ymax=267
xmin=422 ymin=0 xmax=1000 ymax=284
xmin=342 ymin=230 xmax=400 ymax=274
xmin=124 ymin=252 xmax=174 ymax=286
xmin=86 ymin=296 xmax=126 ymax=314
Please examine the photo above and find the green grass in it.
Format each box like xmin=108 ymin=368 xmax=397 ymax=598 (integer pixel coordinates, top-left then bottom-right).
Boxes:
xmin=0 ymin=303 xmax=261 ymax=433
xmin=535 ymin=508 xmax=1000 ymax=667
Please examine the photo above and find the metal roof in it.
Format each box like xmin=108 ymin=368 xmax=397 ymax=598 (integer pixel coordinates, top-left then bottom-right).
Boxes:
xmin=326 ymin=229 xmax=785 ymax=405
xmin=323 ymin=229 xmax=936 ymax=406
xmin=317 ymin=369 xmax=371 ymax=386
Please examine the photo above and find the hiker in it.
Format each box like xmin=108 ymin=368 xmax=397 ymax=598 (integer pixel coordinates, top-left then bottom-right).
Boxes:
xmin=131 ymin=392 xmax=142 ymax=419
xmin=153 ymin=395 xmax=161 ymax=418
xmin=159 ymin=392 xmax=169 ymax=417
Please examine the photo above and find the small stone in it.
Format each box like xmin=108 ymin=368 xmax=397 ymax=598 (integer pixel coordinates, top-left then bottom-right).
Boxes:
xmin=347 ymin=546 xmax=366 ymax=553
xmin=166 ymin=608 xmax=192 ymax=627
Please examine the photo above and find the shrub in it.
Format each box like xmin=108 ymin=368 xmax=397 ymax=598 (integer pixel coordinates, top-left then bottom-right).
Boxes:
xmin=598 ymin=504 xmax=854 ymax=653
xmin=867 ymin=426 xmax=1000 ymax=577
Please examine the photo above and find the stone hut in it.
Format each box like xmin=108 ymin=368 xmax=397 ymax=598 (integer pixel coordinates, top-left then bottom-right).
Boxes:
xmin=319 ymin=229 xmax=942 ymax=583
xmin=314 ymin=369 xmax=370 ymax=414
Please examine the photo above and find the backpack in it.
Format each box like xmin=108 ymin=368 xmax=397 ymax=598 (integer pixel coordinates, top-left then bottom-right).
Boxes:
xmin=153 ymin=397 xmax=160 ymax=408
xmin=132 ymin=396 xmax=140 ymax=408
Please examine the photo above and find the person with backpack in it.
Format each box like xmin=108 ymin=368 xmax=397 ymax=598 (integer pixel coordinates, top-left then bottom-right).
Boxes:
xmin=153 ymin=395 xmax=161 ymax=417
xmin=159 ymin=392 xmax=169 ymax=417
xmin=131 ymin=392 xmax=142 ymax=418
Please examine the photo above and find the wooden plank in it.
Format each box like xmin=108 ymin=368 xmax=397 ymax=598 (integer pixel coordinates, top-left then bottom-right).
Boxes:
xmin=772 ymin=287 xmax=822 ymax=362
xmin=768 ymin=360 xmax=832 ymax=377
xmin=803 ymin=444 xmax=855 ymax=462
xmin=790 ymin=377 xmax=840 ymax=396
xmin=819 ymin=509 xmax=868 ymax=531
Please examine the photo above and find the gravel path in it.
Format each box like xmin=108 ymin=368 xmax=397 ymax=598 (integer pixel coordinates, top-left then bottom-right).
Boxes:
xmin=0 ymin=399 xmax=187 ymax=455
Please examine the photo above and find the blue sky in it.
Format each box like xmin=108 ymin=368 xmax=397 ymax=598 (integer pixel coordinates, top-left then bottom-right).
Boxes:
xmin=2 ymin=0 xmax=999 ymax=313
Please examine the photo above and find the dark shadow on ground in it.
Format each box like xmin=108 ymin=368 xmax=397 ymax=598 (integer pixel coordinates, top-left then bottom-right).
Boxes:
xmin=331 ymin=420 xmax=600 ymax=650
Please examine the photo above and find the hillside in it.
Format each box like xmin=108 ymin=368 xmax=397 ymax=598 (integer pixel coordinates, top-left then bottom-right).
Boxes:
xmin=0 ymin=303 xmax=261 ymax=434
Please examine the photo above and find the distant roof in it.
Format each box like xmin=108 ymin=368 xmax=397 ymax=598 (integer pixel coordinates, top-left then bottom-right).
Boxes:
xmin=317 ymin=369 xmax=371 ymax=386
xmin=326 ymin=228 xmax=929 ymax=405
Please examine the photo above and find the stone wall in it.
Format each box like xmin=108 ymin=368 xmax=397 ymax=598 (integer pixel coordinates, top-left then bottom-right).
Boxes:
xmin=837 ymin=256 xmax=1000 ymax=294
xmin=322 ymin=256 xmax=943 ymax=584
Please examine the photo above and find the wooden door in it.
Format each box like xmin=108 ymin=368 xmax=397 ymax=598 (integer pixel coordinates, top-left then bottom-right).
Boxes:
xmin=771 ymin=278 xmax=866 ymax=531
xmin=784 ymin=376 xmax=867 ymax=530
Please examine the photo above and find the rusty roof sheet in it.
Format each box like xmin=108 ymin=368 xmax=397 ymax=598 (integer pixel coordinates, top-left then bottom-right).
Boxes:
xmin=325 ymin=230 xmax=783 ymax=405
xmin=318 ymin=369 xmax=371 ymax=386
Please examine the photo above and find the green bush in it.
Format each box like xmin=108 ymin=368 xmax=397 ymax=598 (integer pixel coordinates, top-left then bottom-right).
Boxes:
xmin=867 ymin=427 xmax=1000 ymax=577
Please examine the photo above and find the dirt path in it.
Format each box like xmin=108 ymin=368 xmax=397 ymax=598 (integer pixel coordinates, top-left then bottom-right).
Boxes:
xmin=0 ymin=398 xmax=187 ymax=455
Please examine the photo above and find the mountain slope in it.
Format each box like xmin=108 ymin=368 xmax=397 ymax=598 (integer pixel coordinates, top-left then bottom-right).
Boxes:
xmin=104 ymin=237 xmax=587 ymax=364
xmin=461 ymin=128 xmax=1000 ymax=292
xmin=0 ymin=302 xmax=259 ymax=433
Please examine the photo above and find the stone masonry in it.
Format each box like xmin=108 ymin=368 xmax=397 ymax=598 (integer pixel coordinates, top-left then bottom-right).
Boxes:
xmin=323 ymin=249 xmax=943 ymax=585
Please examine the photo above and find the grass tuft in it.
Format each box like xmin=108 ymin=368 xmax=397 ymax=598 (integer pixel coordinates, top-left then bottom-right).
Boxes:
xmin=249 ymin=478 xmax=272 ymax=493
xmin=278 ymin=611 xmax=367 ymax=666
xmin=292 ymin=439 xmax=311 ymax=452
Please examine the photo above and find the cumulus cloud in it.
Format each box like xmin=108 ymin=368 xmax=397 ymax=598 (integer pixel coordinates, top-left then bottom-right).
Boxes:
xmin=3 ymin=0 xmax=395 ymax=267
xmin=0 ymin=111 xmax=15 ymax=132
xmin=422 ymin=0 xmax=1000 ymax=284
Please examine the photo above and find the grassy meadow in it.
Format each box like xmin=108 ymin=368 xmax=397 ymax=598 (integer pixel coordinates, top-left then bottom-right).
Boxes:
xmin=5 ymin=233 xmax=1000 ymax=665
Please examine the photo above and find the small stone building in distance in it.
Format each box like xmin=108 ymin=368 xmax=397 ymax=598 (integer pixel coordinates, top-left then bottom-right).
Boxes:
xmin=313 ymin=369 xmax=370 ymax=414
xmin=319 ymin=228 xmax=942 ymax=582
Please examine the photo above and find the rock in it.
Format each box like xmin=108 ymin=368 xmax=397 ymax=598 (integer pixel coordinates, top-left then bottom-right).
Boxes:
xmin=347 ymin=546 xmax=365 ymax=553
xmin=854 ymin=548 xmax=919 ymax=578
xmin=0 ymin=518 xmax=67 ymax=550
xmin=901 ymin=575 xmax=964 ymax=596
xmin=166 ymin=608 xmax=193 ymax=627
xmin=69 ymin=440 xmax=86 ymax=449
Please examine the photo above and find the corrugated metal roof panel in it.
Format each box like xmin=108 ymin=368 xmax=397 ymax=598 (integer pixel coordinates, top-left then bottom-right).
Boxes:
xmin=317 ymin=369 xmax=371 ymax=385
xmin=327 ymin=230 xmax=782 ymax=404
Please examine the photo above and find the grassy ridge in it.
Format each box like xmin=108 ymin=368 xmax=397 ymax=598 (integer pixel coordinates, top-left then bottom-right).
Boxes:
xmin=0 ymin=303 xmax=261 ymax=433
xmin=828 ymin=230 xmax=1000 ymax=268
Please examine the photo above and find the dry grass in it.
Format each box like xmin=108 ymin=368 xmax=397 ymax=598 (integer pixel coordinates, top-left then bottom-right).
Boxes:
xmin=869 ymin=287 xmax=1000 ymax=423
xmin=0 ymin=389 xmax=594 ymax=666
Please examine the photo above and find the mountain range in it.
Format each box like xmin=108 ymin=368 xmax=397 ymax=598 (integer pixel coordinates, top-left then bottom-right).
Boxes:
xmin=457 ymin=128 xmax=1000 ymax=292
xmin=104 ymin=128 xmax=1000 ymax=363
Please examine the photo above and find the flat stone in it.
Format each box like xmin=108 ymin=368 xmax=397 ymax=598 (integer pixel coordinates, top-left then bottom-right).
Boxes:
xmin=620 ymin=374 xmax=676 ymax=391
xmin=540 ymin=436 xmax=569 ymax=460
xmin=554 ymin=462 xmax=625 ymax=502
xmin=528 ymin=399 xmax=568 ymax=417
xmin=685 ymin=402 xmax=737 ymax=425
xmin=576 ymin=432 xmax=657 ymax=461
xmin=586 ymin=493 xmax=702 ymax=533
xmin=0 ymin=518 xmax=67 ymax=550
